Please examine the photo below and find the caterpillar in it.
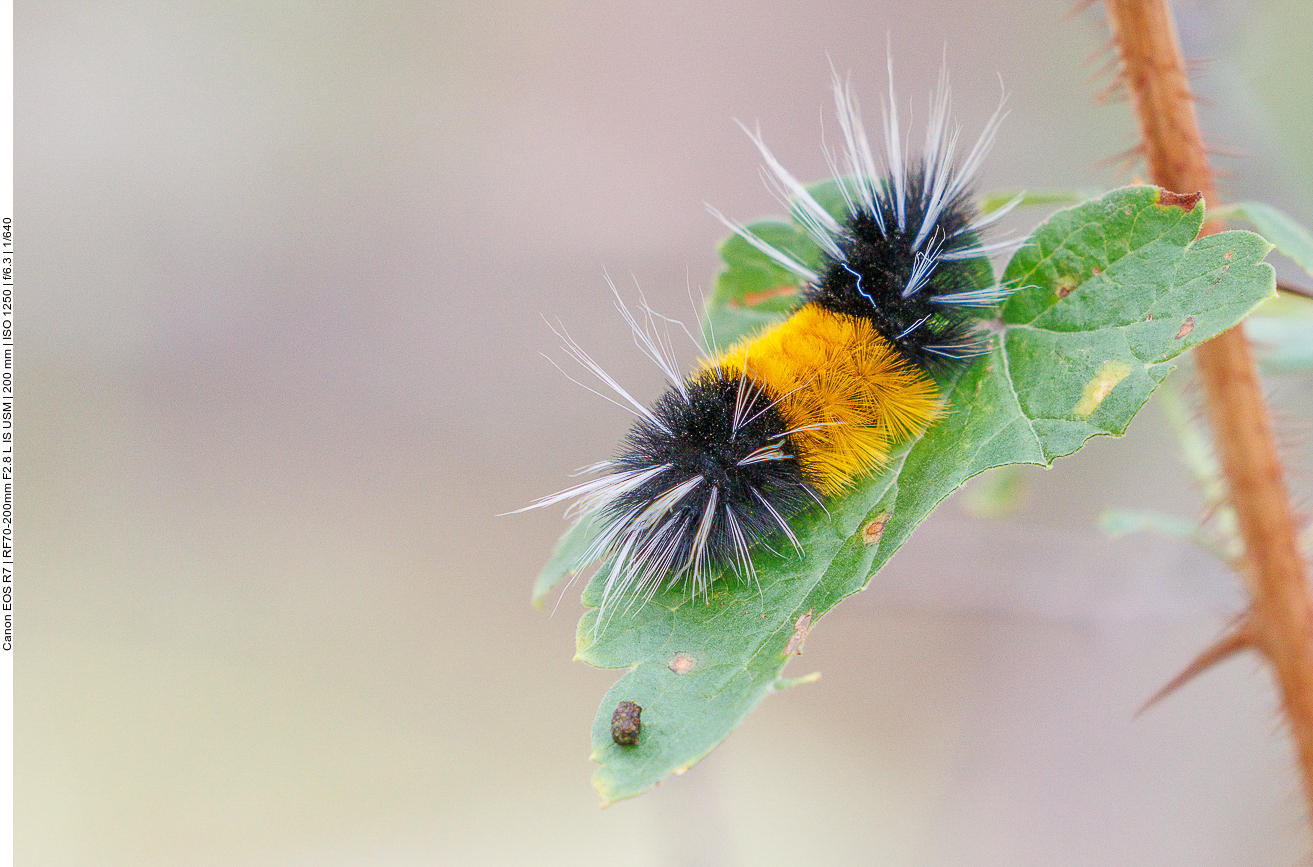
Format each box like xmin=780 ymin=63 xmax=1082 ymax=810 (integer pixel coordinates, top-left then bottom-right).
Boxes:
xmin=524 ymin=58 xmax=1018 ymax=622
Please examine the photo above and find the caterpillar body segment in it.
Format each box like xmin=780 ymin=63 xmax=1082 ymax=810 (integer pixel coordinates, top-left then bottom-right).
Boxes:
xmin=524 ymin=59 xmax=1016 ymax=622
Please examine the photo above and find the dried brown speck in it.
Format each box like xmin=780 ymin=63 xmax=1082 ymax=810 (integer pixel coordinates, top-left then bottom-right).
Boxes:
xmin=785 ymin=610 xmax=813 ymax=657
xmin=863 ymin=511 xmax=891 ymax=546
xmin=1157 ymin=189 xmax=1203 ymax=211
xmin=1146 ymin=313 xmax=1154 ymax=321
xmin=1224 ymin=251 xmax=1233 ymax=261
xmin=668 ymin=653 xmax=695 ymax=675
xmin=1175 ymin=316 xmax=1196 ymax=339
xmin=611 ymin=701 xmax=642 ymax=746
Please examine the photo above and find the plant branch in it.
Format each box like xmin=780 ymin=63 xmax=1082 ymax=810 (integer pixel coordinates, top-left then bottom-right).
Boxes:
xmin=1278 ymin=280 xmax=1313 ymax=303
xmin=1103 ymin=0 xmax=1313 ymax=816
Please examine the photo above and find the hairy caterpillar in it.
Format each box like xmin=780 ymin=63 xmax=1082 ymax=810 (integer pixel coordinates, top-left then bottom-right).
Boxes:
xmin=524 ymin=58 xmax=1017 ymax=621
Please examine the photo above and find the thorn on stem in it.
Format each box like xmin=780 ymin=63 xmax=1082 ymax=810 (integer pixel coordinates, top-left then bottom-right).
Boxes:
xmin=1085 ymin=55 xmax=1122 ymax=86
xmin=1084 ymin=37 xmax=1119 ymax=66
xmin=1205 ymin=143 xmax=1248 ymax=160
xmin=1093 ymin=143 xmax=1145 ymax=173
xmin=1138 ymin=619 xmax=1255 ymax=716
xmin=1184 ymin=55 xmax=1215 ymax=76
xmin=1065 ymin=0 xmax=1100 ymax=20
xmin=1094 ymin=76 xmax=1130 ymax=105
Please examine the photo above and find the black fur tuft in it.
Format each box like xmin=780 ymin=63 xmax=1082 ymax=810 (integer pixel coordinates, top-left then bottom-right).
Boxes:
xmin=805 ymin=166 xmax=992 ymax=374
xmin=607 ymin=369 xmax=815 ymax=579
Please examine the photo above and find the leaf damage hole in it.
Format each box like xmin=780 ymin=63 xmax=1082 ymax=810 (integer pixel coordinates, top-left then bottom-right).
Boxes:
xmin=668 ymin=653 xmax=696 ymax=675
xmin=863 ymin=511 xmax=891 ymax=546
xmin=1175 ymin=316 xmax=1196 ymax=339
xmin=1074 ymin=360 xmax=1133 ymax=419
xmin=611 ymin=701 xmax=642 ymax=746
xmin=785 ymin=609 xmax=814 ymax=657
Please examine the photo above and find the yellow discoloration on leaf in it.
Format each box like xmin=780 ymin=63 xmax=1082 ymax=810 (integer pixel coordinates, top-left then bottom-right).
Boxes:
xmin=1073 ymin=360 xmax=1133 ymax=419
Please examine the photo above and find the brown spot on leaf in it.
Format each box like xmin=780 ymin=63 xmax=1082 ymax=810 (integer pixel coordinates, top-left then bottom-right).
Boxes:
xmin=668 ymin=653 xmax=695 ymax=675
xmin=1157 ymin=189 xmax=1203 ymax=211
xmin=1224 ymin=251 xmax=1233 ymax=261
xmin=729 ymin=284 xmax=798 ymax=308
xmin=611 ymin=701 xmax=642 ymax=746
xmin=863 ymin=511 xmax=891 ymax=546
xmin=1056 ymin=276 xmax=1078 ymax=298
xmin=1146 ymin=313 xmax=1153 ymax=321
xmin=785 ymin=609 xmax=813 ymax=657
xmin=1175 ymin=316 xmax=1195 ymax=339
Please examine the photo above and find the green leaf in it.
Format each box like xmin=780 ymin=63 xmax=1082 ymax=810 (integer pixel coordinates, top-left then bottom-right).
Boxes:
xmin=1099 ymin=508 xmax=1233 ymax=564
xmin=1100 ymin=508 xmax=1202 ymax=541
xmin=569 ymin=186 xmax=1274 ymax=805
xmin=1247 ymin=314 xmax=1313 ymax=373
xmin=704 ymin=221 xmax=808 ymax=348
xmin=1211 ymin=200 xmax=1313 ymax=279
xmin=531 ymin=515 xmax=600 ymax=609
xmin=978 ymin=189 xmax=1095 ymax=214
xmin=960 ymin=464 xmax=1031 ymax=519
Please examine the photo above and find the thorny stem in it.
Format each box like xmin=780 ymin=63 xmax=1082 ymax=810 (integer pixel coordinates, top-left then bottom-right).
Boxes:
xmin=1102 ymin=0 xmax=1313 ymax=817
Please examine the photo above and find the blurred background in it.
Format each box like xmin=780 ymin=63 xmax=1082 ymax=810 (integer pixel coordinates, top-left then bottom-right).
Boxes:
xmin=20 ymin=1 xmax=1313 ymax=864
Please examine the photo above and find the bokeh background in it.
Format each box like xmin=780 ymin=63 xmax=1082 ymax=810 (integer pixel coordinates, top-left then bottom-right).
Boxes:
xmin=21 ymin=1 xmax=1313 ymax=864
